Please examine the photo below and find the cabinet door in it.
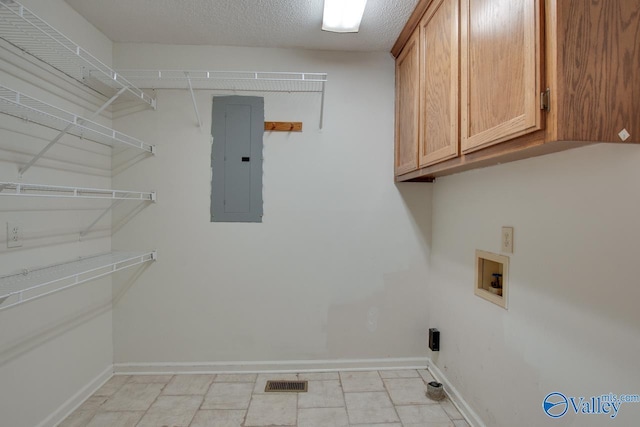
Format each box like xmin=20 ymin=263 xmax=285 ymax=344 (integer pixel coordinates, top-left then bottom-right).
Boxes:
xmin=419 ymin=0 xmax=459 ymax=167
xmin=395 ymin=30 xmax=420 ymax=176
xmin=461 ymin=0 xmax=542 ymax=153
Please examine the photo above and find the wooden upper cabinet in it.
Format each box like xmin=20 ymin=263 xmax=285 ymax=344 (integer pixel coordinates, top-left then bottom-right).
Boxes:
xmin=419 ymin=0 xmax=459 ymax=167
xmin=395 ymin=30 xmax=421 ymax=176
xmin=460 ymin=0 xmax=542 ymax=153
xmin=556 ymin=0 xmax=640 ymax=143
xmin=393 ymin=0 xmax=640 ymax=181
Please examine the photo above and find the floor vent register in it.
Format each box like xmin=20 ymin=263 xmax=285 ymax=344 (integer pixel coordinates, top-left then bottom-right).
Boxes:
xmin=264 ymin=380 xmax=308 ymax=392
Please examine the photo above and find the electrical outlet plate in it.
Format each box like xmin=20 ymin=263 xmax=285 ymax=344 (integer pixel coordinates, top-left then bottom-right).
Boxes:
xmin=501 ymin=226 xmax=513 ymax=253
xmin=7 ymin=222 xmax=22 ymax=248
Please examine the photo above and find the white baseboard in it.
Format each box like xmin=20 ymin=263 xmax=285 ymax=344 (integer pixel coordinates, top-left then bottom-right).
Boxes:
xmin=37 ymin=365 xmax=113 ymax=427
xmin=114 ymin=357 xmax=429 ymax=375
xmin=428 ymin=362 xmax=485 ymax=427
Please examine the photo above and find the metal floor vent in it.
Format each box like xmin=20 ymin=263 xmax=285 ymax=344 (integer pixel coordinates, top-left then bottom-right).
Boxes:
xmin=264 ymin=380 xmax=308 ymax=393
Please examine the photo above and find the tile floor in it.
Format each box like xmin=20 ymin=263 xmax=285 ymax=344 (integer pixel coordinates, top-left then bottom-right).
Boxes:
xmin=59 ymin=369 xmax=471 ymax=427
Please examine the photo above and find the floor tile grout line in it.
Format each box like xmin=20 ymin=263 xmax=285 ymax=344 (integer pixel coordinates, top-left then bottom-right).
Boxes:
xmin=96 ymin=374 xmax=130 ymax=398
xmin=133 ymin=376 xmax=173 ymax=427
xmin=197 ymin=373 xmax=217 ymax=413
xmin=162 ymin=373 xmax=216 ymax=397
xmin=241 ymin=378 xmax=256 ymax=427
xmin=295 ymin=371 xmax=300 ymax=425
xmin=381 ymin=370 xmax=403 ymax=425
xmin=339 ymin=370 xmax=353 ymax=425
xmin=182 ymin=394 xmax=204 ymax=427
xmin=88 ymin=376 xmax=168 ymax=425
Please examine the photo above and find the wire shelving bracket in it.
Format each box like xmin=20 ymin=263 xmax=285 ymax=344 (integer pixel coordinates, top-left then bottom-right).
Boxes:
xmin=184 ymin=72 xmax=203 ymax=128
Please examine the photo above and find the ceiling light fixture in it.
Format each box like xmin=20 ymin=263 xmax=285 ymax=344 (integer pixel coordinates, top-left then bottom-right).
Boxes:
xmin=322 ymin=0 xmax=368 ymax=33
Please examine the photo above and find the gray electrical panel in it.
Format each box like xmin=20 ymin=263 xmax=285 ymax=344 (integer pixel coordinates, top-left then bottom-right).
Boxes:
xmin=211 ymin=96 xmax=264 ymax=223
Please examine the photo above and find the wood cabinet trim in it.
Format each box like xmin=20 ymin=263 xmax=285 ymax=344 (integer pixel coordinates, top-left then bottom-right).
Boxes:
xmin=392 ymin=0 xmax=436 ymax=58
xmin=461 ymin=114 xmax=538 ymax=154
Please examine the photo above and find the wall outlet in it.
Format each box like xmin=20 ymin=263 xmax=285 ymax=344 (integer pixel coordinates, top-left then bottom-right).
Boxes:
xmin=501 ymin=226 xmax=513 ymax=253
xmin=7 ymin=222 xmax=22 ymax=248
xmin=429 ymin=328 xmax=440 ymax=351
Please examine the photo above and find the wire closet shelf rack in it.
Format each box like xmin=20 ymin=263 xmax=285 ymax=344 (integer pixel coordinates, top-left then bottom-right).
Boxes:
xmin=0 ymin=181 xmax=156 ymax=236
xmin=0 ymin=182 xmax=156 ymax=201
xmin=0 ymin=0 xmax=156 ymax=108
xmin=115 ymin=70 xmax=328 ymax=93
xmin=116 ymin=70 xmax=328 ymax=128
xmin=0 ymin=85 xmax=155 ymax=153
xmin=0 ymin=251 xmax=157 ymax=311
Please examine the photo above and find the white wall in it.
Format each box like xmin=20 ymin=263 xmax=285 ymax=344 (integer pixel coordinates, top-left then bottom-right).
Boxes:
xmin=429 ymin=144 xmax=640 ymax=426
xmin=0 ymin=1 xmax=115 ymax=426
xmin=111 ymin=44 xmax=432 ymax=367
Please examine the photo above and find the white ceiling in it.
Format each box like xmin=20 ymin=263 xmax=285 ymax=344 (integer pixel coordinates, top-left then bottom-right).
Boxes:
xmin=63 ymin=0 xmax=419 ymax=52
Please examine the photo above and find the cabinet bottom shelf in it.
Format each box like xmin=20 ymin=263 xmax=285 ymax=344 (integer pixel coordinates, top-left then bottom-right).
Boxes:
xmin=395 ymin=133 xmax=590 ymax=182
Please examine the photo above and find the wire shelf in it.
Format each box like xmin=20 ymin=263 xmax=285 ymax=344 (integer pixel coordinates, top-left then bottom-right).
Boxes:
xmin=0 ymin=0 xmax=156 ymax=108
xmin=116 ymin=70 xmax=328 ymax=93
xmin=0 ymin=251 xmax=156 ymax=311
xmin=0 ymin=181 xmax=156 ymax=201
xmin=0 ymin=85 xmax=155 ymax=153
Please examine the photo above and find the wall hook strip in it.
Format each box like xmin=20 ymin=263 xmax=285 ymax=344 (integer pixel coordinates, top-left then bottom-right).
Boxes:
xmin=264 ymin=122 xmax=303 ymax=132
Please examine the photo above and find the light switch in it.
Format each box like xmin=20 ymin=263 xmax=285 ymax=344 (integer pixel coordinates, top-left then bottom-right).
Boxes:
xmin=501 ymin=226 xmax=513 ymax=253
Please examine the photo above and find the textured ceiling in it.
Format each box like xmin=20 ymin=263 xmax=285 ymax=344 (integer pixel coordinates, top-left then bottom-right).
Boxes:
xmin=63 ymin=0 xmax=419 ymax=52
